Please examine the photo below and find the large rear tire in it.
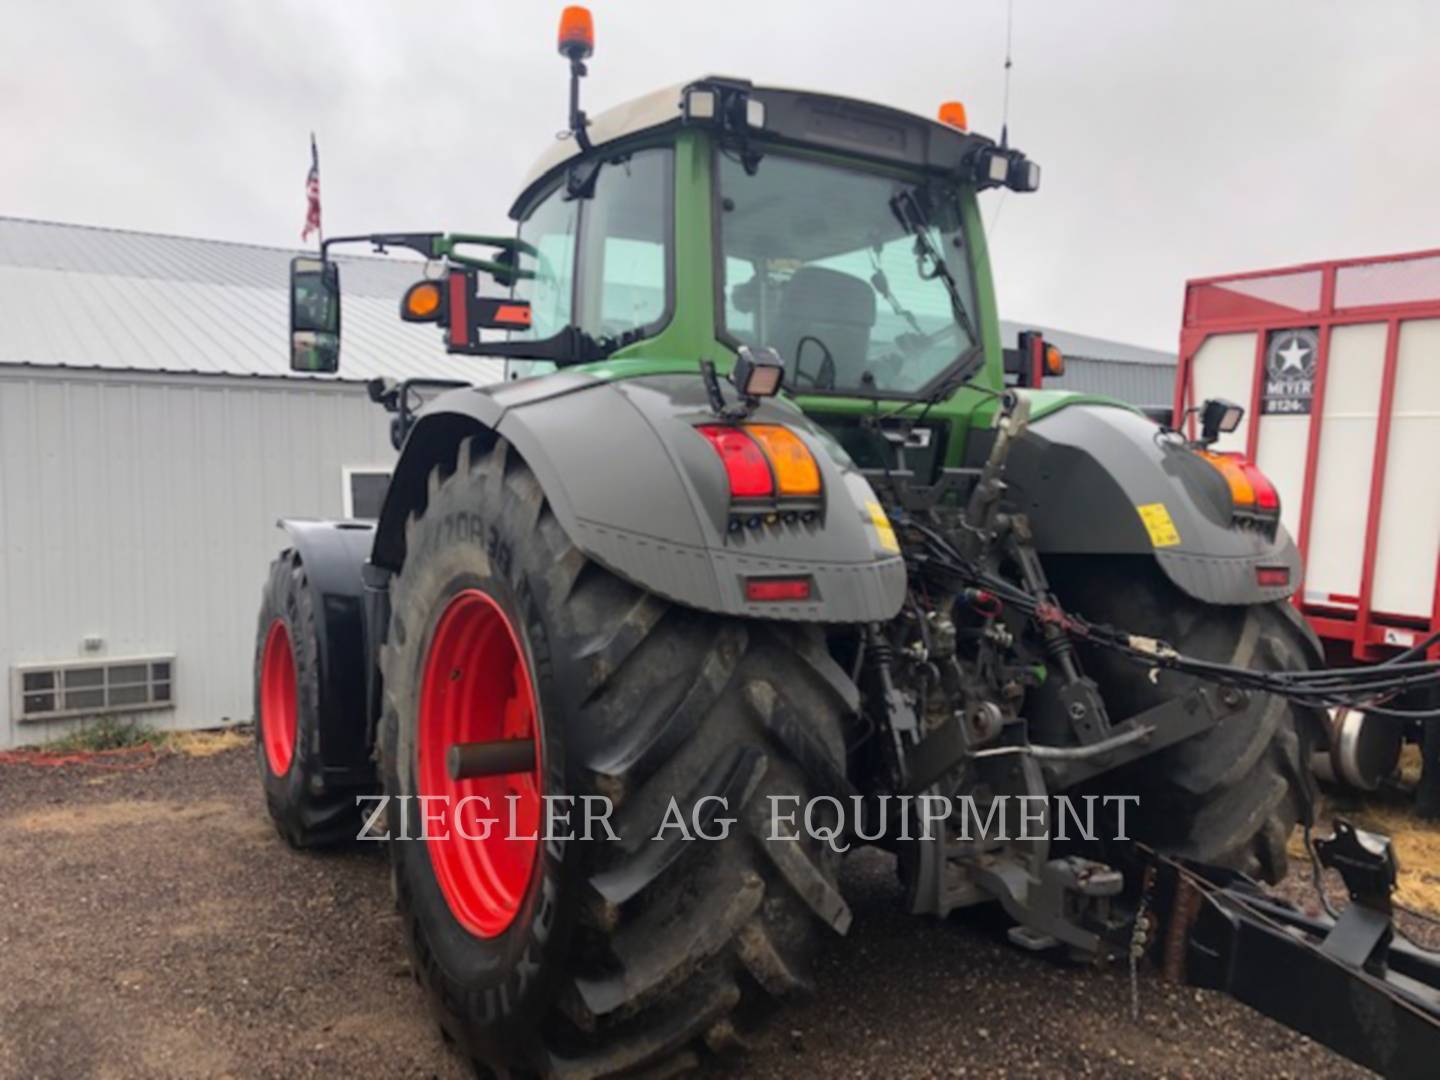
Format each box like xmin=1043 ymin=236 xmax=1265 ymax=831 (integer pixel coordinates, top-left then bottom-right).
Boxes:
xmin=253 ymin=549 xmax=362 ymax=848
xmin=1049 ymin=557 xmax=1320 ymax=883
xmin=379 ymin=436 xmax=856 ymax=1077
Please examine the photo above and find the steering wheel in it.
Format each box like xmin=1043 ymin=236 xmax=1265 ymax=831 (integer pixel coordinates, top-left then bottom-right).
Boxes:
xmin=791 ymin=336 xmax=837 ymax=390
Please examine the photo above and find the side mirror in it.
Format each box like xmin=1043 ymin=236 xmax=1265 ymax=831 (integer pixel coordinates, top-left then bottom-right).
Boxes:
xmin=290 ymin=256 xmax=341 ymax=373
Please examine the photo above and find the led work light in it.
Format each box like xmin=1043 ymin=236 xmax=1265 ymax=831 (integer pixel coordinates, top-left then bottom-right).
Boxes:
xmin=731 ymin=345 xmax=785 ymax=400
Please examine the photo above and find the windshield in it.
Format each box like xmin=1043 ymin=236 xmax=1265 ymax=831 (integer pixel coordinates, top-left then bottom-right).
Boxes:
xmin=717 ymin=152 xmax=978 ymax=396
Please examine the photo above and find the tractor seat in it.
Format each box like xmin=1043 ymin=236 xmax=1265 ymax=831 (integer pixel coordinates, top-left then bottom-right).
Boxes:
xmin=771 ymin=267 xmax=877 ymax=389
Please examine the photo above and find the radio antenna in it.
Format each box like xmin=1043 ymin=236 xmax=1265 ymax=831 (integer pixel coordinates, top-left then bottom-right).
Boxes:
xmin=999 ymin=0 xmax=1015 ymax=150
xmin=990 ymin=0 xmax=1017 ymax=236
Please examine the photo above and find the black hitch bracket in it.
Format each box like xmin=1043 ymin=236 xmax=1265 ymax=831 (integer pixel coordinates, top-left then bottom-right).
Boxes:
xmin=1143 ymin=822 xmax=1440 ymax=1079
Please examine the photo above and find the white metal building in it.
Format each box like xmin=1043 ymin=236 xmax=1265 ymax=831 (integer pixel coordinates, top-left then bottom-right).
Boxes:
xmin=1001 ymin=321 xmax=1175 ymax=408
xmin=0 ymin=217 xmax=502 ymax=748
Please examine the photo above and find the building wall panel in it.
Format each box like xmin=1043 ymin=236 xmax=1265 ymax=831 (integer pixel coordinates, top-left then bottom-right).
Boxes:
xmin=0 ymin=368 xmax=397 ymax=747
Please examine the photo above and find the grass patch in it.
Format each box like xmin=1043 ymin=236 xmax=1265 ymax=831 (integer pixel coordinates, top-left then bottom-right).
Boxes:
xmin=170 ymin=727 xmax=251 ymax=757
xmin=43 ymin=717 xmax=171 ymax=753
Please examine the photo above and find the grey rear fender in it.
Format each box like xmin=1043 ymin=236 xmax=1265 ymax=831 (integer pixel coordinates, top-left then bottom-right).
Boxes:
xmin=372 ymin=372 xmax=906 ymax=623
xmin=1001 ymin=403 xmax=1302 ymax=606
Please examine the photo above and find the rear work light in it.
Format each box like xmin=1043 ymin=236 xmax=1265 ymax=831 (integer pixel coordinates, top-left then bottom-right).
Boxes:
xmin=695 ymin=424 xmax=823 ymax=501
xmin=1197 ymin=451 xmax=1281 ymax=518
xmin=745 ymin=577 xmax=812 ymax=602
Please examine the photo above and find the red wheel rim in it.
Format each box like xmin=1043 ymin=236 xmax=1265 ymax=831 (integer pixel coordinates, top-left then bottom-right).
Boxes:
xmin=260 ymin=619 xmax=298 ymax=776
xmin=417 ymin=589 xmax=542 ymax=938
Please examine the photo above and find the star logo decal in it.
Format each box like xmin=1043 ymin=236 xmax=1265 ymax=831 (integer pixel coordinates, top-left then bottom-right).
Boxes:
xmin=1266 ymin=329 xmax=1319 ymax=381
xmin=1275 ymin=337 xmax=1311 ymax=374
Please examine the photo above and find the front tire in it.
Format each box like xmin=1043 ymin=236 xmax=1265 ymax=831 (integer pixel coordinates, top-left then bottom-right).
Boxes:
xmin=379 ymin=436 xmax=857 ymax=1077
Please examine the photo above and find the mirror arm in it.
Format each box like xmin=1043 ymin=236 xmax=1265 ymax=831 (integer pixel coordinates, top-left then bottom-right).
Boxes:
xmin=320 ymin=232 xmax=442 ymax=262
xmin=443 ymin=253 xmax=536 ymax=280
xmin=443 ymin=326 xmax=603 ymax=367
xmin=318 ymin=232 xmax=537 ymax=282
xmin=438 ymin=233 xmax=538 ymax=259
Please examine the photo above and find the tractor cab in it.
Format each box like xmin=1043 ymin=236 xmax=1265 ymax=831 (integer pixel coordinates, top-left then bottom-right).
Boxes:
xmin=508 ymin=114 xmax=995 ymax=399
xmin=501 ymin=71 xmax=1040 ymax=403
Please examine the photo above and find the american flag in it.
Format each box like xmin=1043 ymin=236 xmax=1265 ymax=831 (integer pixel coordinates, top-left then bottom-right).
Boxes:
xmin=301 ymin=133 xmax=321 ymax=244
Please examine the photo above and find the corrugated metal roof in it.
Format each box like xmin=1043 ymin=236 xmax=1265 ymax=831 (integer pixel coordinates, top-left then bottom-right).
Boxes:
xmin=0 ymin=217 xmax=503 ymax=384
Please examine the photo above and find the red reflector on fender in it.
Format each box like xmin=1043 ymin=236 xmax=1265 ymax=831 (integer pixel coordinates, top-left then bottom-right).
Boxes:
xmin=745 ymin=577 xmax=812 ymax=602
xmin=697 ymin=425 xmax=774 ymax=497
xmin=1256 ymin=566 xmax=1290 ymax=587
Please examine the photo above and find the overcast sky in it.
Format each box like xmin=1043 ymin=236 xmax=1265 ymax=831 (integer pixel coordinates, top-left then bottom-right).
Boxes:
xmin=6 ymin=1 xmax=1438 ymax=349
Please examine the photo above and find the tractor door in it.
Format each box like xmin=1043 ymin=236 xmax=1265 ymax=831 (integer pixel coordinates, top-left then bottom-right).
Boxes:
xmin=505 ymin=146 xmax=674 ymax=381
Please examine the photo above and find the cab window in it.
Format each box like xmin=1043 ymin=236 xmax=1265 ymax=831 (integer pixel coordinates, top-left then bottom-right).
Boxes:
xmin=511 ymin=146 xmax=672 ymax=349
xmin=577 ymin=148 xmax=672 ymax=340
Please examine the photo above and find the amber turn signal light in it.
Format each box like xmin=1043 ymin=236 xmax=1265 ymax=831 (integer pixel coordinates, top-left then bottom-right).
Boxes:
xmin=1197 ymin=450 xmax=1280 ymax=516
xmin=401 ymin=280 xmax=444 ymax=323
xmin=745 ymin=425 xmax=822 ymax=497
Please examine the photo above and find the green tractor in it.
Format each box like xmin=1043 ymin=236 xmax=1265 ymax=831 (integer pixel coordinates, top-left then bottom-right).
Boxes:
xmin=255 ymin=9 xmax=1340 ymax=1075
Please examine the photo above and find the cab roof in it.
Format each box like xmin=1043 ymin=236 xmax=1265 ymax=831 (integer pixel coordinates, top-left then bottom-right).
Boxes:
xmin=511 ymin=77 xmax=990 ymax=218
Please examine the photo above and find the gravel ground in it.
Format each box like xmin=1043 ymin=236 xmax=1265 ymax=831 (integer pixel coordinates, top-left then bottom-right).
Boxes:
xmin=0 ymin=745 xmax=1407 ymax=1078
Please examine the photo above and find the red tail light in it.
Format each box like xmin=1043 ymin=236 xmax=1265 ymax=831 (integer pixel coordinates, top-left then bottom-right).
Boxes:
xmin=1197 ymin=451 xmax=1280 ymax=518
xmin=1241 ymin=462 xmax=1280 ymax=512
xmin=696 ymin=425 xmax=773 ymax=498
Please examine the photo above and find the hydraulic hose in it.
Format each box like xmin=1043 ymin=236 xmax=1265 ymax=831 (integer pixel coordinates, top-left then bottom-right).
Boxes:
xmin=911 ymin=524 xmax=1440 ymax=719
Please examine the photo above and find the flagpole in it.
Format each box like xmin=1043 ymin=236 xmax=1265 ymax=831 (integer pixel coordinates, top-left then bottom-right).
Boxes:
xmin=312 ymin=132 xmax=323 ymax=253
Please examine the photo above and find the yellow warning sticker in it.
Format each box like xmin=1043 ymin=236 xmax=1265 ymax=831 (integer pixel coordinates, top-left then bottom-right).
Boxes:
xmin=1136 ymin=503 xmax=1181 ymax=548
xmin=866 ymin=500 xmax=900 ymax=553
